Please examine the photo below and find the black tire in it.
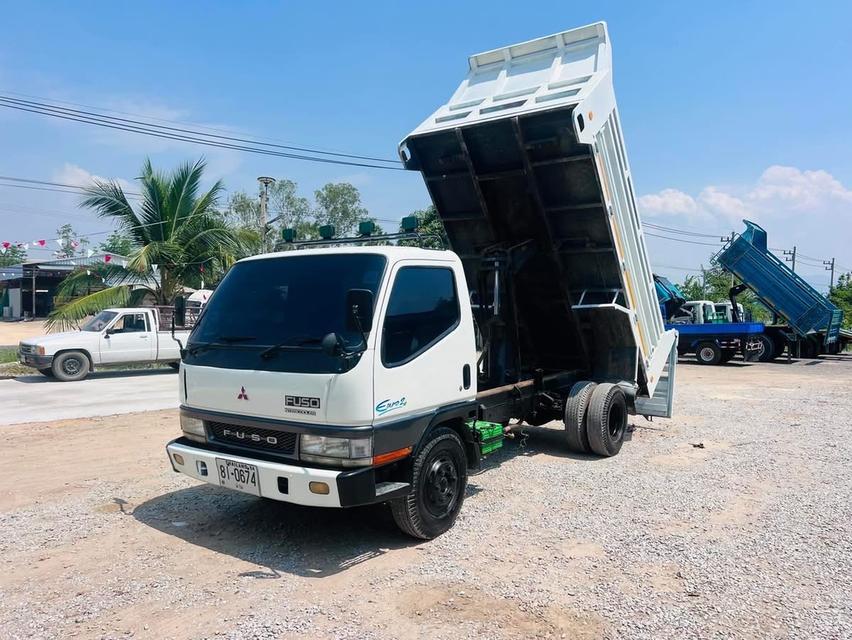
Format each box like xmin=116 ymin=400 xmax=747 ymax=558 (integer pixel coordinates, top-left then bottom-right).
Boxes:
xmin=744 ymin=335 xmax=775 ymax=362
xmin=51 ymin=351 xmax=91 ymax=382
xmin=564 ymin=381 xmax=597 ymax=453
xmin=586 ymin=383 xmax=628 ymax=457
xmin=695 ymin=341 xmax=722 ymax=365
xmin=799 ymin=338 xmax=818 ymax=359
xmin=38 ymin=368 xmax=54 ymax=377
xmin=772 ymin=336 xmax=787 ymax=358
xmin=720 ymin=349 xmax=736 ymax=363
xmin=390 ymin=427 xmax=467 ymax=540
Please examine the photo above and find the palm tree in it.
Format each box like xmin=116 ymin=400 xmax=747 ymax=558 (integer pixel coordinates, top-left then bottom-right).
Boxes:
xmin=46 ymin=158 xmax=243 ymax=331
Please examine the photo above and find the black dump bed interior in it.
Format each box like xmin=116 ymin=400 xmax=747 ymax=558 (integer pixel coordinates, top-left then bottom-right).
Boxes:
xmin=403 ymin=106 xmax=628 ymax=380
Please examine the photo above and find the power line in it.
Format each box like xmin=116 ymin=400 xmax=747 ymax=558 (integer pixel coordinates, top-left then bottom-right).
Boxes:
xmin=644 ymin=222 xmax=723 ymax=239
xmin=0 ymin=89 xmax=401 ymax=164
xmin=0 ymin=95 xmax=406 ymax=171
xmin=645 ymin=231 xmax=723 ymax=247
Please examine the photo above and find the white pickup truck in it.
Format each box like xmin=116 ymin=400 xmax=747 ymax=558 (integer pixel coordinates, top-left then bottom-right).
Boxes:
xmin=18 ymin=307 xmax=190 ymax=381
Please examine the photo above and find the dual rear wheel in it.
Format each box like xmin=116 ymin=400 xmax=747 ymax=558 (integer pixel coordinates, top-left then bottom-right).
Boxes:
xmin=564 ymin=381 xmax=628 ymax=457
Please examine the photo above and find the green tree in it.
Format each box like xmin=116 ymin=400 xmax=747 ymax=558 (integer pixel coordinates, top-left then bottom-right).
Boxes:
xmin=398 ymin=205 xmax=448 ymax=249
xmin=829 ymin=272 xmax=852 ymax=330
xmin=0 ymin=243 xmax=27 ymax=267
xmin=54 ymin=224 xmax=90 ymax=259
xmin=313 ymin=183 xmax=367 ymax=236
xmin=99 ymin=231 xmax=135 ymax=256
xmin=46 ymin=158 xmax=244 ymax=330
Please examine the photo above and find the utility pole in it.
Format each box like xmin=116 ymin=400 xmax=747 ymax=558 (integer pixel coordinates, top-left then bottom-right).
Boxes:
xmin=257 ymin=176 xmax=275 ymax=253
xmin=824 ymin=258 xmax=836 ymax=289
xmin=783 ymin=246 xmax=797 ymax=272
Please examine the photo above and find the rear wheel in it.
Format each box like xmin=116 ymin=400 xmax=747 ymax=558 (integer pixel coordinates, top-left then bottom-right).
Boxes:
xmin=744 ymin=335 xmax=775 ymax=362
xmin=564 ymin=381 xmax=597 ymax=453
xmin=695 ymin=342 xmax=722 ymax=365
xmin=799 ymin=338 xmax=818 ymax=359
xmin=51 ymin=351 xmax=90 ymax=382
xmin=720 ymin=349 xmax=736 ymax=363
xmin=390 ymin=427 xmax=467 ymax=540
xmin=586 ymin=383 xmax=628 ymax=457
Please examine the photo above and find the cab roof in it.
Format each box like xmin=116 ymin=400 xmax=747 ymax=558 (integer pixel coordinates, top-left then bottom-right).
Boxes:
xmin=239 ymin=245 xmax=457 ymax=264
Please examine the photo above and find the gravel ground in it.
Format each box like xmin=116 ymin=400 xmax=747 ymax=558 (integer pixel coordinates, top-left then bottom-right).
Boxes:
xmin=1 ymin=355 xmax=850 ymax=639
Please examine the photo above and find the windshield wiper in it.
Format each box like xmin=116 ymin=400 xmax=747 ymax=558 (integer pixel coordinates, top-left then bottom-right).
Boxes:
xmin=186 ymin=335 xmax=256 ymax=356
xmin=260 ymin=336 xmax=323 ymax=360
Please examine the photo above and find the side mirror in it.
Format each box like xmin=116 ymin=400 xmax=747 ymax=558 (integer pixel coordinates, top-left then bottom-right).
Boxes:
xmin=105 ymin=328 xmax=116 ymax=336
xmin=345 ymin=289 xmax=374 ymax=332
xmin=174 ymin=295 xmax=186 ymax=327
xmin=321 ymin=332 xmax=342 ymax=357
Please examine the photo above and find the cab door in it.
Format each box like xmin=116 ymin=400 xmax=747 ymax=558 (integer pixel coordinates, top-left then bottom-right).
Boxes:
xmin=100 ymin=312 xmax=156 ymax=363
xmin=372 ymin=260 xmax=477 ymax=427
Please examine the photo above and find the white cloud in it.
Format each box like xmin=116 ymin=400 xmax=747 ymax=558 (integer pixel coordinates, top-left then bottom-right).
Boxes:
xmin=53 ymin=163 xmax=135 ymax=193
xmin=639 ymin=165 xmax=852 ymax=225
xmin=637 ymin=188 xmax=698 ymax=217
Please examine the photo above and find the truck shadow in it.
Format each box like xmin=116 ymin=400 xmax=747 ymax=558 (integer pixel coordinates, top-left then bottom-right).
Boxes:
xmin=133 ymin=484 xmax=430 ymax=578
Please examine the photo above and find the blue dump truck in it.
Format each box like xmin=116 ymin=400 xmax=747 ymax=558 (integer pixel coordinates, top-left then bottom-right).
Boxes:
xmin=714 ymin=220 xmax=850 ymax=360
xmin=654 ymin=275 xmax=764 ymax=365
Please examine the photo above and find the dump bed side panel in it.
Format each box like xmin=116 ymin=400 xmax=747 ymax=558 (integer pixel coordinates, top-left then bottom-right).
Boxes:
xmin=401 ymin=22 xmax=674 ymax=395
xmin=714 ymin=220 xmax=842 ymax=345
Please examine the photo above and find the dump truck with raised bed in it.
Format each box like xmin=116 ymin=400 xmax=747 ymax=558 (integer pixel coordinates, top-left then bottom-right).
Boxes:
xmin=165 ymin=22 xmax=678 ymax=539
xmin=714 ymin=220 xmax=850 ymax=359
xmin=653 ymin=275 xmax=764 ymax=364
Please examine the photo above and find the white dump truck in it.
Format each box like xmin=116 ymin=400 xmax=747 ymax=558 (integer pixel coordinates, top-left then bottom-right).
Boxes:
xmin=166 ymin=22 xmax=678 ymax=538
xmin=18 ymin=307 xmax=190 ymax=381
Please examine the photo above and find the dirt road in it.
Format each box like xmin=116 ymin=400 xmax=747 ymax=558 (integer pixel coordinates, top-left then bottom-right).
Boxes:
xmin=0 ymin=320 xmax=49 ymax=346
xmin=1 ymin=357 xmax=851 ymax=639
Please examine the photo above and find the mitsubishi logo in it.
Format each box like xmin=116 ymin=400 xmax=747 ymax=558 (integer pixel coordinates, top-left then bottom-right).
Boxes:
xmin=237 ymin=386 xmax=249 ymax=400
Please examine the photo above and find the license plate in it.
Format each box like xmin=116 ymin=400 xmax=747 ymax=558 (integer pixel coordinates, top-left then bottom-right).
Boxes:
xmin=215 ymin=458 xmax=261 ymax=496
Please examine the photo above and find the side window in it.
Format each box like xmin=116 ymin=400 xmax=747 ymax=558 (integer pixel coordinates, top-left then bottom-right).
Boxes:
xmin=113 ymin=313 xmax=148 ymax=333
xmin=382 ymin=267 xmax=460 ymax=367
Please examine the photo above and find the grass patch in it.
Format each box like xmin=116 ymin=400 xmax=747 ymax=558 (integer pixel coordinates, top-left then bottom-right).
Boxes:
xmin=0 ymin=348 xmax=17 ymax=364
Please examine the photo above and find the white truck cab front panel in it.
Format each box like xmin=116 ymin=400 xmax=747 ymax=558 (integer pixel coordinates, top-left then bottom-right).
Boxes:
xmin=183 ymin=350 xmax=375 ymax=426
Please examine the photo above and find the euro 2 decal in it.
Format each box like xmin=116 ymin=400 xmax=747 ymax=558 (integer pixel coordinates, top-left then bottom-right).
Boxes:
xmin=375 ymin=397 xmax=407 ymax=415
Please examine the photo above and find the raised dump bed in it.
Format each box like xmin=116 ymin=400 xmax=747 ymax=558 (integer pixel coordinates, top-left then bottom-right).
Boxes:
xmin=714 ymin=220 xmax=843 ymax=347
xmin=400 ymin=22 xmax=676 ymax=412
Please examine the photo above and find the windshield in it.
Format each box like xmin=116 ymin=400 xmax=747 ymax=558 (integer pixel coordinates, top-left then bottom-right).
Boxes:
xmin=186 ymin=253 xmax=386 ymax=373
xmin=82 ymin=310 xmax=118 ymax=332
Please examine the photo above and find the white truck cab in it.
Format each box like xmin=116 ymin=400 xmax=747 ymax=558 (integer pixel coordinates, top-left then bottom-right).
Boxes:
xmin=18 ymin=307 xmax=189 ymax=381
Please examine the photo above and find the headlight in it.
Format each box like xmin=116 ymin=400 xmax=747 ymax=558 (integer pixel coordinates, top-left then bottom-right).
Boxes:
xmin=300 ymin=434 xmax=372 ymax=467
xmin=180 ymin=414 xmax=206 ymax=443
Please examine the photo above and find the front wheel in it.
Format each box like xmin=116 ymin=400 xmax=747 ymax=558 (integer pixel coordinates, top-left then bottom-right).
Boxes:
xmin=695 ymin=341 xmax=722 ymax=365
xmin=390 ymin=427 xmax=467 ymax=540
xmin=51 ymin=351 xmax=91 ymax=382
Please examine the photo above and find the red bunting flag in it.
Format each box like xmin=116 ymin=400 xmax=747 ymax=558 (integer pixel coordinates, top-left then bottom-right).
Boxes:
xmin=104 ymin=254 xmax=112 ymax=263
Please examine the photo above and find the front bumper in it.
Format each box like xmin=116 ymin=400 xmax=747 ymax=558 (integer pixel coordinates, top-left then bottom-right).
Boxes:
xmin=166 ymin=438 xmax=408 ymax=508
xmin=18 ymin=353 xmax=53 ymax=368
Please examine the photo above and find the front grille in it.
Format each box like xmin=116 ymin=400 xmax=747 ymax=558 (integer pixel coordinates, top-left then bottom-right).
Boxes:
xmin=19 ymin=344 xmax=35 ymax=355
xmin=207 ymin=421 xmax=297 ymax=455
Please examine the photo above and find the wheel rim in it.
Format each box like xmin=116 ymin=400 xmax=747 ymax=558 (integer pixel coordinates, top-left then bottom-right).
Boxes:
xmin=424 ymin=454 xmax=460 ymax=519
xmin=608 ymin=401 xmax=626 ymax=439
xmin=62 ymin=357 xmax=82 ymax=375
xmin=699 ymin=347 xmax=715 ymax=362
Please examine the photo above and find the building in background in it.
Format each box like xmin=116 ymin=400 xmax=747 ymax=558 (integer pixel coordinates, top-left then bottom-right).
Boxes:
xmin=0 ymin=254 xmax=129 ymax=319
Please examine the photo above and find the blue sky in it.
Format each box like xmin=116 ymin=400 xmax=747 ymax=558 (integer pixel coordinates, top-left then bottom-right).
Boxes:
xmin=1 ymin=1 xmax=850 ymax=289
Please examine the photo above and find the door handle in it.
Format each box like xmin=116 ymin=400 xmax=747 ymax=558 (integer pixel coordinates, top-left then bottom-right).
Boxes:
xmin=139 ymin=335 xmax=148 ymax=339
xmin=462 ymin=364 xmax=471 ymax=390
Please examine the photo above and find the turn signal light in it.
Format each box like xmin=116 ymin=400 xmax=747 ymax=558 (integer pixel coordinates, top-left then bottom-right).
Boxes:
xmin=172 ymin=453 xmax=185 ymax=466
xmin=309 ymin=482 xmax=330 ymax=495
xmin=372 ymin=446 xmax=413 ymax=466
